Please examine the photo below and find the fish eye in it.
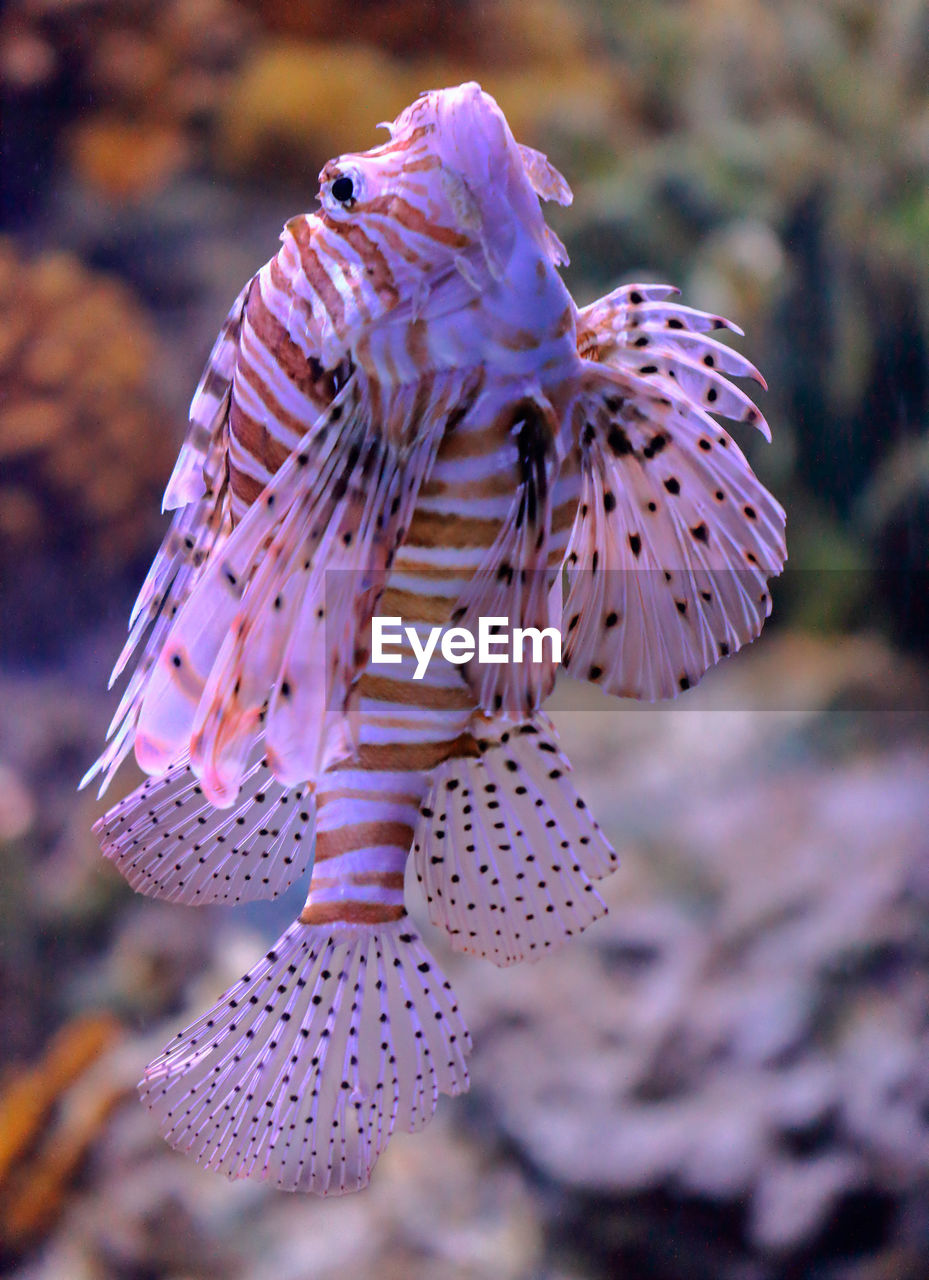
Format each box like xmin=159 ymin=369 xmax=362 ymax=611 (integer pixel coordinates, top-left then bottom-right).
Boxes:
xmin=320 ymin=166 xmax=363 ymax=216
xmin=331 ymin=175 xmax=355 ymax=204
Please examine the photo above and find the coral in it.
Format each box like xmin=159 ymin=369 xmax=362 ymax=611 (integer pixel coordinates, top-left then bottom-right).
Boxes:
xmin=0 ymin=239 xmax=175 ymax=653
xmin=236 ymin=0 xmax=484 ymax=59
xmin=211 ymin=0 xmax=617 ymax=178
xmin=0 ymin=1014 xmax=126 ymax=1251
xmin=0 ymin=0 xmax=254 ymax=202
xmin=216 ymin=41 xmax=410 ymax=177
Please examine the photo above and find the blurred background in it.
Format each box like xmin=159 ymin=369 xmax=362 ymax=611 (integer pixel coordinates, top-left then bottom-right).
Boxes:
xmin=1 ymin=1 xmax=929 ymax=1277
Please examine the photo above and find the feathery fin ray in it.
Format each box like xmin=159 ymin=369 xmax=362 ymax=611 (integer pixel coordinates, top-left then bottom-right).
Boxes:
xmin=94 ymin=742 xmax=315 ymax=904
xmin=414 ymin=714 xmax=616 ymax=965
xmin=80 ymin=283 xmax=254 ymax=796
xmin=565 ymin=285 xmax=786 ymax=700
xmin=140 ymin=920 xmax=471 ymax=1194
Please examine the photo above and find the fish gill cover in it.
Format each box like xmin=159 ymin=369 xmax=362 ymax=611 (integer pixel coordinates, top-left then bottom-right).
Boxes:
xmin=83 ymin=82 xmax=785 ymax=1195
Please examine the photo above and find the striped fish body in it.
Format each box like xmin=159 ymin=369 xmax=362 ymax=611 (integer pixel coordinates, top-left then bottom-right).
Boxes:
xmin=89 ymin=83 xmax=786 ymax=1194
xmin=297 ymin=382 xmax=586 ymax=924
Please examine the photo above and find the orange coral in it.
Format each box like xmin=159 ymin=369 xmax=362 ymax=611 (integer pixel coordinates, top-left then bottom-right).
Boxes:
xmin=0 ymin=240 xmax=174 ymax=569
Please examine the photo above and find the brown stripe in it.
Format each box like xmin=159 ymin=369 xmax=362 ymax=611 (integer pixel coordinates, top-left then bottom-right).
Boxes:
xmin=404 ymin=317 xmax=431 ymax=377
xmin=401 ymin=369 xmax=436 ymax=444
xmin=554 ymin=305 xmax=574 ymax=339
xmin=267 ymin=255 xmax=319 ymax=350
xmin=364 ymin=712 xmax=456 ymax=735
xmin=388 ymin=557 xmax=478 ymax=577
xmin=229 ymin=395 xmax=291 ymax=475
xmin=406 ymin=508 xmax=501 ymax=548
xmin=350 ymin=871 xmax=406 ymax=889
xmin=375 ymin=221 xmax=432 ymax=269
xmin=328 ymin=734 xmax=481 ymax=773
xmin=363 ymin=328 xmax=399 ymax=384
xmin=365 ymin=195 xmax=471 ymax=249
xmin=498 ymin=326 xmax=541 ymax=353
xmin=402 ymin=154 xmax=443 ymax=173
xmin=309 ymin=871 xmax=406 ymax=891
xmin=287 ymin=221 xmax=346 ymax=329
xmin=249 ymin=278 xmax=336 ymax=405
xmin=320 ymin=784 xmax=421 ymax=806
xmin=321 ymin=126 xmax=433 ymax=177
xmin=229 ymin=467 xmax=264 ymax=506
xmin=317 ymin=217 xmax=400 ymax=315
xmin=437 ymin=421 xmax=509 ymax=461
xmin=391 ymin=122 xmax=435 ymax=149
xmin=318 ymin=231 xmax=371 ymax=318
xmin=420 ymin=469 xmax=518 ymax=500
xmin=358 ymin=674 xmax=474 ymax=709
xmin=365 ymin=123 xmax=435 ymax=156
xmin=234 ymin=354 xmax=307 ymax=451
xmin=182 ymin=422 xmax=214 ymax=458
xmin=377 ymin=587 xmax=455 ymax=624
xmin=299 ymin=901 xmax=406 ymax=926
xmin=315 ymin=820 xmax=414 ymax=861
xmin=198 ymin=364 xmax=232 ymax=404
xmin=553 ymin=498 xmax=579 ymax=533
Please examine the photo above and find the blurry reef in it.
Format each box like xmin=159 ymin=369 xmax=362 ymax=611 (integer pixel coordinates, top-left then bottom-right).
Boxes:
xmin=0 ymin=238 xmax=176 ymax=659
xmin=2 ymin=1 xmax=929 ymax=1278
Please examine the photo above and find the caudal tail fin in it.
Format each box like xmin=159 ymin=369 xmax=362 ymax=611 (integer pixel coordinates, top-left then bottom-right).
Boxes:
xmin=413 ymin=713 xmax=617 ymax=966
xmin=140 ymin=919 xmax=471 ymax=1195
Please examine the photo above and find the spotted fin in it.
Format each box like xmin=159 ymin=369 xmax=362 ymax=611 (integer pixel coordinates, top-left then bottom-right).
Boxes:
xmin=140 ymin=919 xmax=471 ymax=1195
xmin=94 ymin=745 xmax=315 ymax=905
xmin=577 ymin=283 xmax=771 ymax=437
xmin=413 ymin=715 xmax=617 ymax=966
xmin=563 ymin=295 xmax=786 ymax=700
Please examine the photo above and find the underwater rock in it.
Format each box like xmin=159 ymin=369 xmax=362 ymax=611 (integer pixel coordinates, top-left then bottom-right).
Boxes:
xmin=216 ymin=0 xmax=611 ymax=180
xmin=4 ymin=964 xmax=543 ymax=1279
xmin=233 ymin=0 xmax=585 ymax=66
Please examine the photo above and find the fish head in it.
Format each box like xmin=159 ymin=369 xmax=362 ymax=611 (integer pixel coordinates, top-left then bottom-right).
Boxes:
xmin=312 ymin=83 xmax=574 ymax=337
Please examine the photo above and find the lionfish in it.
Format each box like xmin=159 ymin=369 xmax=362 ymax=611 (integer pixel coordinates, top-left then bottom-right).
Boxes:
xmin=84 ymin=83 xmax=785 ymax=1194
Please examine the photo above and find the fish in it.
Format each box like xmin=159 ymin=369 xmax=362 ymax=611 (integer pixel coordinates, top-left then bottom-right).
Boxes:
xmin=84 ymin=82 xmax=786 ymax=1194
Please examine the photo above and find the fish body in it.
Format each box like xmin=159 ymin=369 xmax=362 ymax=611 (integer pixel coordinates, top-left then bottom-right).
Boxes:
xmin=87 ymin=83 xmax=786 ymax=1193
